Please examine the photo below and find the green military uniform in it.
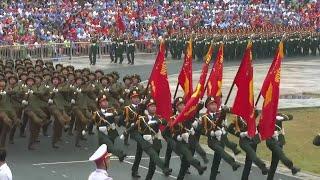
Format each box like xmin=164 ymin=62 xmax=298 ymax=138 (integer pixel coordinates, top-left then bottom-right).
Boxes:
xmin=122 ymin=89 xmax=145 ymax=177
xmin=48 ymin=76 xmax=71 ymax=148
xmin=227 ymin=116 xmax=269 ymax=179
xmin=93 ymin=95 xmax=126 ymax=162
xmin=125 ymin=98 xmax=171 ymax=179
xmin=126 ymin=37 xmax=135 ymax=64
xmin=115 ymin=37 xmax=125 ymax=64
xmin=266 ymin=113 xmax=300 ymax=180
xmin=200 ymin=99 xmax=240 ymax=180
xmin=89 ymin=39 xmax=99 ymax=65
xmin=170 ymin=115 xmax=207 ymax=179
xmin=71 ymin=77 xmax=92 ymax=147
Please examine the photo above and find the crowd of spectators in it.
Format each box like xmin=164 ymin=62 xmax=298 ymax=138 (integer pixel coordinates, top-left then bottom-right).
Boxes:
xmin=0 ymin=0 xmax=319 ymax=45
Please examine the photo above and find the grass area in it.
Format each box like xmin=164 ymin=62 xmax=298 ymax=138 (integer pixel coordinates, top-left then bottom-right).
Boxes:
xmin=200 ymin=107 xmax=320 ymax=175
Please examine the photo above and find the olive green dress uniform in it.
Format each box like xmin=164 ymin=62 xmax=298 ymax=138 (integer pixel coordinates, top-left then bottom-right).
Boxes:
xmin=0 ymin=81 xmax=20 ymax=148
xmin=7 ymin=78 xmax=27 ymax=143
xmin=110 ymin=37 xmax=117 ymax=63
xmin=71 ymin=82 xmax=92 ymax=147
xmin=24 ymin=80 xmax=50 ymax=150
xmin=266 ymin=113 xmax=300 ymax=180
xmin=48 ymin=78 xmax=72 ymax=148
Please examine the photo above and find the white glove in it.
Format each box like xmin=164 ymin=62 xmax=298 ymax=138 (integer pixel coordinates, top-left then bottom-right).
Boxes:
xmin=76 ymin=88 xmax=82 ymax=93
xmin=192 ymin=120 xmax=198 ymax=128
xmin=98 ymin=126 xmax=108 ymax=135
xmin=143 ymin=135 xmax=153 ymax=144
xmin=48 ymin=99 xmax=54 ymax=104
xmin=92 ymin=84 xmax=95 ymax=88
xmin=148 ymin=120 xmax=157 ymax=125
xmin=181 ymin=133 xmax=189 ymax=143
xmin=53 ymin=88 xmax=59 ymax=93
xmin=214 ymin=130 xmax=223 ymax=140
xmin=28 ymin=89 xmax=33 ymax=94
xmin=120 ymin=134 xmax=125 ymax=140
xmin=119 ymin=98 xmax=124 ymax=104
xmin=95 ymin=98 xmax=98 ymax=102
xmin=177 ymin=135 xmax=182 ymax=141
xmin=125 ymin=89 xmax=130 ymax=93
xmin=45 ymin=85 xmax=50 ymax=88
xmin=0 ymin=91 xmax=6 ymax=95
xmin=71 ymin=99 xmax=76 ymax=104
xmin=272 ymin=131 xmax=279 ymax=141
xmin=276 ymin=115 xmax=284 ymax=121
xmin=240 ymin=131 xmax=248 ymax=138
xmin=141 ymin=98 xmax=147 ymax=104
xmin=69 ymin=84 xmax=74 ymax=88
xmin=110 ymin=123 xmax=116 ymax=130
xmin=103 ymin=88 xmax=109 ymax=92
xmin=210 ymin=130 xmax=215 ymax=137
xmin=104 ymin=112 xmax=114 ymax=117
xmin=22 ymin=100 xmax=28 ymax=105
xmin=221 ymin=127 xmax=227 ymax=135
xmin=221 ymin=105 xmax=229 ymax=111
xmin=190 ymin=127 xmax=195 ymax=135
xmin=82 ymin=130 xmax=87 ymax=136
xmin=131 ymin=123 xmax=135 ymax=127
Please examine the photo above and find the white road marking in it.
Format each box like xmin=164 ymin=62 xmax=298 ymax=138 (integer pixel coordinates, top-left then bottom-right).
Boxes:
xmin=123 ymin=160 xmax=178 ymax=179
xmin=32 ymin=156 xmax=180 ymax=166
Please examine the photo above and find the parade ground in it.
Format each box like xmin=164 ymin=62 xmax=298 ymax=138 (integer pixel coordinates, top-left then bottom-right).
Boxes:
xmin=6 ymin=55 xmax=320 ymax=180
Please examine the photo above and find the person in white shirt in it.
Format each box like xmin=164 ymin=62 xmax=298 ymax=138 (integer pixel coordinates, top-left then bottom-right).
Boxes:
xmin=0 ymin=149 xmax=12 ymax=180
xmin=88 ymin=144 xmax=113 ymax=180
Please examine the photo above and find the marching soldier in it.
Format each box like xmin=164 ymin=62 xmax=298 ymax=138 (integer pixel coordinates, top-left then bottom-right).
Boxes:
xmin=23 ymin=76 xmax=49 ymax=150
xmin=122 ymin=98 xmax=172 ymax=179
xmin=47 ymin=76 xmax=71 ymax=148
xmin=0 ymin=78 xmax=20 ymax=149
xmin=200 ymin=97 xmax=241 ymax=180
xmin=121 ymin=89 xmax=145 ymax=177
xmin=266 ymin=113 xmax=300 ymax=180
xmin=71 ymin=77 xmax=91 ymax=147
xmin=169 ymin=97 xmax=208 ymax=179
xmin=93 ymin=94 xmax=126 ymax=162
xmin=227 ymin=115 xmax=269 ymax=179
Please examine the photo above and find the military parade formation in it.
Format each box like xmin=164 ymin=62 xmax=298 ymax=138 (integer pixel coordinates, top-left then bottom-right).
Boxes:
xmin=0 ymin=51 xmax=310 ymax=179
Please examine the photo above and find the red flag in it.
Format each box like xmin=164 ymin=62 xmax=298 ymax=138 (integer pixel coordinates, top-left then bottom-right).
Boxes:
xmin=171 ymin=44 xmax=214 ymax=126
xmin=178 ymin=39 xmax=193 ymax=101
xmin=116 ymin=12 xmax=125 ymax=32
xmin=149 ymin=41 xmax=173 ymax=124
xmin=231 ymin=41 xmax=256 ymax=137
xmin=258 ymin=42 xmax=284 ymax=140
xmin=207 ymin=44 xmax=224 ymax=107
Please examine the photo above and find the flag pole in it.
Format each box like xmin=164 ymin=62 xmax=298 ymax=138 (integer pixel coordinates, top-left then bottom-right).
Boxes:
xmin=173 ymin=83 xmax=179 ymax=100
